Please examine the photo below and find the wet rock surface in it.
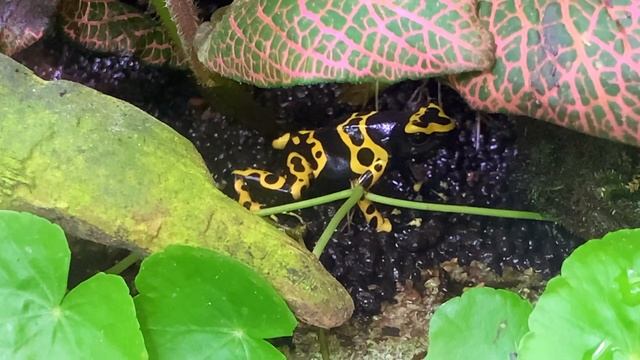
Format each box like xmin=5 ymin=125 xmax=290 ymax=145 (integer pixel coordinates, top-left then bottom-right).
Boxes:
xmin=14 ymin=32 xmax=584 ymax=315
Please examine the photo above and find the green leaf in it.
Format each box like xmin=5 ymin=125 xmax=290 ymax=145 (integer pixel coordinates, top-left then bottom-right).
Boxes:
xmin=134 ymin=245 xmax=297 ymax=360
xmin=60 ymin=0 xmax=186 ymax=67
xmin=426 ymin=287 xmax=532 ymax=360
xmin=519 ymin=229 xmax=640 ymax=359
xmin=0 ymin=210 xmax=146 ymax=359
xmin=449 ymin=0 xmax=640 ymax=147
xmin=194 ymin=0 xmax=494 ymax=87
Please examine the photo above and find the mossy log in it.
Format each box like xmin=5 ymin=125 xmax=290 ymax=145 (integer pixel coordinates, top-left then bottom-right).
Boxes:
xmin=0 ymin=53 xmax=353 ymax=328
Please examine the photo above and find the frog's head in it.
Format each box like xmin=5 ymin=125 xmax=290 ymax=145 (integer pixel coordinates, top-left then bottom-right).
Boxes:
xmin=398 ymin=102 xmax=456 ymax=157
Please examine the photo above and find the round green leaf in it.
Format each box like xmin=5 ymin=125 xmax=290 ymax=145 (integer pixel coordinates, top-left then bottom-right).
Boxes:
xmin=0 ymin=210 xmax=146 ymax=359
xmin=134 ymin=245 xmax=297 ymax=360
xmin=426 ymin=287 xmax=532 ymax=360
xmin=519 ymin=229 xmax=640 ymax=359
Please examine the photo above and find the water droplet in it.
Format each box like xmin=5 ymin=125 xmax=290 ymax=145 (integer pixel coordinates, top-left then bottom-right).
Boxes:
xmin=616 ymin=268 xmax=640 ymax=306
xmin=583 ymin=339 xmax=625 ymax=360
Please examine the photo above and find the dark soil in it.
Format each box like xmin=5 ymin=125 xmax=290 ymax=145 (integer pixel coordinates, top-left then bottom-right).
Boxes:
xmin=513 ymin=118 xmax=640 ymax=239
xmin=14 ymin=31 xmax=584 ymax=315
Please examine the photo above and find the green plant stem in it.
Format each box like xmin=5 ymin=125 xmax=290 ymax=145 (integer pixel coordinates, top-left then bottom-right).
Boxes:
xmin=257 ymin=189 xmax=550 ymax=221
xmin=318 ymin=328 xmax=330 ymax=360
xmin=365 ymin=193 xmax=550 ymax=221
xmin=105 ymin=252 xmax=144 ymax=275
xmin=255 ymin=189 xmax=353 ymax=216
xmin=312 ymin=186 xmax=364 ymax=257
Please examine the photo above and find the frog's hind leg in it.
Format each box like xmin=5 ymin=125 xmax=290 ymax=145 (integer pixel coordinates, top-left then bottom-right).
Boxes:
xmin=354 ymin=160 xmax=392 ymax=232
xmin=285 ymin=152 xmax=315 ymax=200
xmin=233 ymin=156 xmax=314 ymax=211
xmin=357 ymin=198 xmax=392 ymax=232
xmin=232 ymin=169 xmax=291 ymax=211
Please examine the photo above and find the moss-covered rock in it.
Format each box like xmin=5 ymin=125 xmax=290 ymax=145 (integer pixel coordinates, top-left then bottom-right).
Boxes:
xmin=0 ymin=53 xmax=353 ymax=328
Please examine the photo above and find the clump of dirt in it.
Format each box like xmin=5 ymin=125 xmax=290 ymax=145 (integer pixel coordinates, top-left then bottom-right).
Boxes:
xmin=284 ymin=259 xmax=544 ymax=359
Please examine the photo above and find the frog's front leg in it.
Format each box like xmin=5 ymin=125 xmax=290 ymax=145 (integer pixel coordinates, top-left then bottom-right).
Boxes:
xmin=355 ymin=158 xmax=392 ymax=232
xmin=233 ymin=153 xmax=314 ymax=211
xmin=357 ymin=198 xmax=392 ymax=232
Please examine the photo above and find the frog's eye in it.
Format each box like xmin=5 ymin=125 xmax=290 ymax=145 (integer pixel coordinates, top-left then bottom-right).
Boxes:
xmin=409 ymin=133 xmax=428 ymax=145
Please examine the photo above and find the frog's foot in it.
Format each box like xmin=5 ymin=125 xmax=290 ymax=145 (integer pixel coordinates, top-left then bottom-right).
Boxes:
xmin=357 ymin=198 xmax=392 ymax=232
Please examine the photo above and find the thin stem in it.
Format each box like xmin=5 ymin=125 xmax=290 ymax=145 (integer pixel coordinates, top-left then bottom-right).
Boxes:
xmin=312 ymin=186 xmax=364 ymax=257
xmin=255 ymin=189 xmax=352 ymax=216
xmin=105 ymin=252 xmax=144 ymax=275
xmin=374 ymin=80 xmax=379 ymax=111
xmin=365 ymin=193 xmax=550 ymax=221
xmin=318 ymin=328 xmax=331 ymax=360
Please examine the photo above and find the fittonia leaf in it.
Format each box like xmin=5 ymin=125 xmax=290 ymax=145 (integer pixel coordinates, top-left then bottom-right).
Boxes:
xmin=425 ymin=287 xmax=532 ymax=360
xmin=0 ymin=0 xmax=57 ymax=55
xmin=449 ymin=0 xmax=640 ymax=147
xmin=518 ymin=229 xmax=640 ymax=359
xmin=0 ymin=210 xmax=146 ymax=359
xmin=194 ymin=0 xmax=495 ymax=87
xmin=60 ymin=0 xmax=186 ymax=66
xmin=134 ymin=245 xmax=297 ymax=360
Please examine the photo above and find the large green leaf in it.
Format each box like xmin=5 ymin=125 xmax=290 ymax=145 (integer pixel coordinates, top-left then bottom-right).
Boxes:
xmin=0 ymin=210 xmax=146 ymax=359
xmin=135 ymin=245 xmax=296 ymax=360
xmin=0 ymin=53 xmax=352 ymax=329
xmin=0 ymin=0 xmax=58 ymax=55
xmin=425 ymin=287 xmax=532 ymax=360
xmin=194 ymin=0 xmax=495 ymax=87
xmin=449 ymin=0 xmax=640 ymax=147
xmin=60 ymin=0 xmax=186 ymax=66
xmin=518 ymin=229 xmax=640 ymax=359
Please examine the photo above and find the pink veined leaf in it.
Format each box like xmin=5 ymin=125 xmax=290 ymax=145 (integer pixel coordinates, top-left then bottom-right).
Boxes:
xmin=60 ymin=0 xmax=187 ymax=67
xmin=448 ymin=0 xmax=640 ymax=147
xmin=195 ymin=0 xmax=496 ymax=87
xmin=0 ymin=0 xmax=58 ymax=55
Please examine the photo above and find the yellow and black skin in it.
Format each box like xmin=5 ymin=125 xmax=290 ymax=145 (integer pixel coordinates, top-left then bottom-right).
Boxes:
xmin=233 ymin=102 xmax=456 ymax=232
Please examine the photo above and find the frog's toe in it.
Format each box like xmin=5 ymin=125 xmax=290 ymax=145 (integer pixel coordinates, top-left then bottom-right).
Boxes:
xmin=242 ymin=200 xmax=263 ymax=212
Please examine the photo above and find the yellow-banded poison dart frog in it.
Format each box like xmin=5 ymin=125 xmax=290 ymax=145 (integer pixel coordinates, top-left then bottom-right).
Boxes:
xmin=233 ymin=102 xmax=456 ymax=232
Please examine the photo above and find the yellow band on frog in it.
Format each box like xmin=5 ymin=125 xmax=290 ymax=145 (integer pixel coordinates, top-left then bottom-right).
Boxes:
xmin=404 ymin=103 xmax=455 ymax=135
xmin=272 ymin=133 xmax=290 ymax=149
